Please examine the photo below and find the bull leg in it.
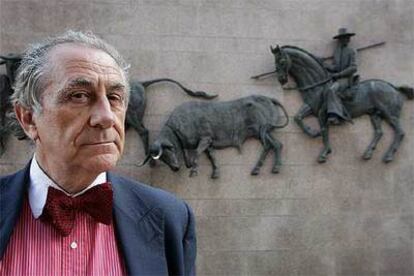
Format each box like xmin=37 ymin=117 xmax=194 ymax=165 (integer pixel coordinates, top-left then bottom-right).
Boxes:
xmin=317 ymin=111 xmax=332 ymax=163
xmin=135 ymin=124 xmax=149 ymax=155
xmin=383 ymin=116 xmax=405 ymax=163
xmin=251 ymin=144 xmax=271 ymax=176
xmin=205 ymin=147 xmax=219 ymax=179
xmin=134 ymin=124 xmax=156 ymax=167
xmin=0 ymin=136 xmax=5 ymax=157
xmin=183 ymin=149 xmax=194 ymax=168
xmin=189 ymin=137 xmax=212 ymax=177
xmin=363 ymin=114 xmax=383 ymax=160
xmin=295 ymin=104 xmax=320 ymax=138
xmin=265 ymin=133 xmax=283 ymax=173
xmin=0 ymin=127 xmax=7 ymax=157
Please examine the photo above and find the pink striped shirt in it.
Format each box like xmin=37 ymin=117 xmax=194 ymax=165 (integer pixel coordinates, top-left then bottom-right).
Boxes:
xmin=0 ymin=197 xmax=126 ymax=275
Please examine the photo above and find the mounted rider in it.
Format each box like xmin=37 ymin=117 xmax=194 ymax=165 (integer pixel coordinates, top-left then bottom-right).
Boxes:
xmin=323 ymin=28 xmax=357 ymax=125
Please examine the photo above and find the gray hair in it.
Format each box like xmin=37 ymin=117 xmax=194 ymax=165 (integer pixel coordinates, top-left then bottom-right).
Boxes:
xmin=11 ymin=30 xmax=130 ymax=114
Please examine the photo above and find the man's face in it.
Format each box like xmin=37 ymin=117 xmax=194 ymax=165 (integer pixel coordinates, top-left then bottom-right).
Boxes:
xmin=339 ymin=36 xmax=350 ymax=46
xmin=32 ymin=44 xmax=127 ymax=175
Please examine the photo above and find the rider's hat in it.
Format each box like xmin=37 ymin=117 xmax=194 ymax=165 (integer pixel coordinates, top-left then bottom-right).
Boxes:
xmin=333 ymin=28 xmax=355 ymax=39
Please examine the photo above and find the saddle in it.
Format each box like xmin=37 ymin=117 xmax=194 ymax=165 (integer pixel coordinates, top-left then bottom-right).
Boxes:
xmin=339 ymin=75 xmax=360 ymax=101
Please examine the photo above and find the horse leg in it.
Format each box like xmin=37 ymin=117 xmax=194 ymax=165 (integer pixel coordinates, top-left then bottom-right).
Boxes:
xmin=251 ymin=144 xmax=271 ymax=176
xmin=190 ymin=137 xmax=212 ymax=177
xmin=317 ymin=112 xmax=332 ymax=163
xmin=205 ymin=147 xmax=219 ymax=179
xmin=383 ymin=116 xmax=405 ymax=163
xmin=295 ymin=104 xmax=320 ymax=138
xmin=363 ymin=113 xmax=383 ymax=160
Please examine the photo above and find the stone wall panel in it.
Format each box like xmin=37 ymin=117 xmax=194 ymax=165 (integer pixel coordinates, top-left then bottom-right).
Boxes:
xmin=1 ymin=0 xmax=413 ymax=274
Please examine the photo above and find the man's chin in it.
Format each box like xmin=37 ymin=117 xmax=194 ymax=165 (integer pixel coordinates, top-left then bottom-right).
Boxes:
xmin=83 ymin=154 xmax=120 ymax=173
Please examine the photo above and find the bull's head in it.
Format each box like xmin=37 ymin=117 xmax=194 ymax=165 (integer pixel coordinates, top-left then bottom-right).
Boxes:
xmin=149 ymin=141 xmax=180 ymax=171
xmin=270 ymin=45 xmax=291 ymax=85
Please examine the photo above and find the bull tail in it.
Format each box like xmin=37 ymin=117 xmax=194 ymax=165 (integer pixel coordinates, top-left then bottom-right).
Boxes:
xmin=140 ymin=78 xmax=218 ymax=99
xmin=397 ymin=85 xmax=414 ymax=100
xmin=270 ymin=98 xmax=290 ymax=128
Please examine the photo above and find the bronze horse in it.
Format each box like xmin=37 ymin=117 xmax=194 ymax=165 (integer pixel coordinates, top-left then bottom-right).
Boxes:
xmin=269 ymin=45 xmax=413 ymax=163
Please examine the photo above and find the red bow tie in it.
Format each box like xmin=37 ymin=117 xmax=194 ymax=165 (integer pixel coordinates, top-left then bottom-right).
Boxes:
xmin=40 ymin=182 xmax=113 ymax=236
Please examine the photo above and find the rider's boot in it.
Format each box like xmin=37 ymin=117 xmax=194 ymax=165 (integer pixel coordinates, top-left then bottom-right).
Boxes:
xmin=327 ymin=113 xmax=352 ymax=125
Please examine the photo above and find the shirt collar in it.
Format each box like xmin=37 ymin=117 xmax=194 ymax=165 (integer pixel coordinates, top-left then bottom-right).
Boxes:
xmin=28 ymin=156 xmax=107 ymax=219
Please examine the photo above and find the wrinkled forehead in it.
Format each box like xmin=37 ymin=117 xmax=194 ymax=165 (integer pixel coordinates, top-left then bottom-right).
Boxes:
xmin=45 ymin=43 xmax=126 ymax=84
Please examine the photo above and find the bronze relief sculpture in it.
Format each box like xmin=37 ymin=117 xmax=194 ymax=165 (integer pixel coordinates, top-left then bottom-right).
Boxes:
xmin=127 ymin=79 xmax=217 ymax=158
xmin=141 ymin=95 xmax=289 ymax=179
xmin=254 ymin=28 xmax=413 ymax=163
xmin=0 ymin=53 xmax=22 ymax=156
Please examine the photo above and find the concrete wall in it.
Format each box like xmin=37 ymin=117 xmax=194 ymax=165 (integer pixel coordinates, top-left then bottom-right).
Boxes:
xmin=1 ymin=0 xmax=413 ymax=274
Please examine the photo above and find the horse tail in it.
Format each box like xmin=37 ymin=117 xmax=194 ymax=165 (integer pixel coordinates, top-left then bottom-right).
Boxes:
xmin=397 ymin=85 xmax=414 ymax=100
xmin=140 ymin=78 xmax=218 ymax=99
xmin=270 ymin=98 xmax=290 ymax=128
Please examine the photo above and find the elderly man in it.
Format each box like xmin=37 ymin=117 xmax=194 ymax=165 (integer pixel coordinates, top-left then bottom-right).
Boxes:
xmin=0 ymin=31 xmax=196 ymax=275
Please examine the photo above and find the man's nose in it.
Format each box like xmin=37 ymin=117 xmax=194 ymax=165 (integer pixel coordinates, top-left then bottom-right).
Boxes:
xmin=89 ymin=96 xmax=116 ymax=128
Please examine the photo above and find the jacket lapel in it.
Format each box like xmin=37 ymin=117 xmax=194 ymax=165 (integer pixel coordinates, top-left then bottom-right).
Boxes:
xmin=0 ymin=163 xmax=31 ymax=259
xmin=109 ymin=173 xmax=167 ymax=276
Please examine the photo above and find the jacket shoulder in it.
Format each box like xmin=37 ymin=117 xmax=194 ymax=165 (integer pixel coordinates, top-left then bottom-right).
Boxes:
xmin=109 ymin=173 xmax=192 ymax=223
xmin=0 ymin=167 xmax=29 ymax=193
xmin=1 ymin=170 xmax=21 ymax=183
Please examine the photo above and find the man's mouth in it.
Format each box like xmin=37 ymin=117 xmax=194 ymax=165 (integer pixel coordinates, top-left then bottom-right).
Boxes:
xmin=81 ymin=141 xmax=116 ymax=147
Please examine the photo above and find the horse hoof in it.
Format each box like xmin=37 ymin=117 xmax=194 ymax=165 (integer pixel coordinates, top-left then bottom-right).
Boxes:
xmin=211 ymin=171 xmax=220 ymax=179
xmin=189 ymin=170 xmax=198 ymax=177
xmin=382 ymin=155 xmax=393 ymax=163
xmin=251 ymin=168 xmax=260 ymax=176
xmin=271 ymin=167 xmax=280 ymax=174
xmin=318 ymin=156 xmax=327 ymax=163
xmin=362 ymin=153 xmax=372 ymax=160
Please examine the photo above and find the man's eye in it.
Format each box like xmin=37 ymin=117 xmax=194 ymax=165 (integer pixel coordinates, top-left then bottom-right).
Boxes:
xmin=70 ymin=92 xmax=89 ymax=103
xmin=108 ymin=94 xmax=124 ymax=104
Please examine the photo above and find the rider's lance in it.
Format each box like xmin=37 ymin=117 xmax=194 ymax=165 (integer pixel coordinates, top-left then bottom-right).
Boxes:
xmin=251 ymin=41 xmax=386 ymax=79
xmin=250 ymin=70 xmax=277 ymax=80
xmin=321 ymin=41 xmax=386 ymax=61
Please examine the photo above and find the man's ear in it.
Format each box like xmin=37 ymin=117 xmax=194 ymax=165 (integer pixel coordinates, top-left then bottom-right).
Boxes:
xmin=14 ymin=104 xmax=39 ymax=141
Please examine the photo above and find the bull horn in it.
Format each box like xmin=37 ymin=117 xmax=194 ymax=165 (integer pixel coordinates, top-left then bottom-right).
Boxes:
xmin=270 ymin=45 xmax=274 ymax=53
xmin=150 ymin=142 xmax=163 ymax=160
xmin=151 ymin=148 xmax=163 ymax=160
xmin=136 ymin=154 xmax=152 ymax=167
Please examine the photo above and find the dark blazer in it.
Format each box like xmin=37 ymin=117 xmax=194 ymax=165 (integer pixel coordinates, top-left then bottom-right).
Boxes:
xmin=0 ymin=162 xmax=197 ymax=276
